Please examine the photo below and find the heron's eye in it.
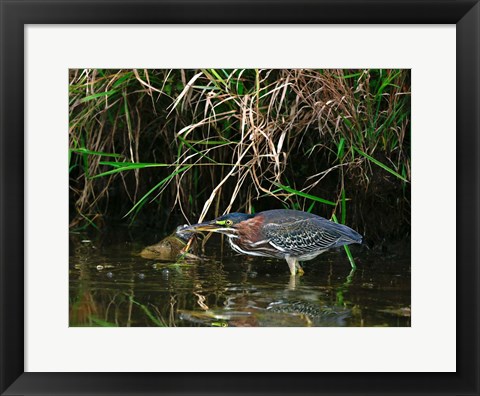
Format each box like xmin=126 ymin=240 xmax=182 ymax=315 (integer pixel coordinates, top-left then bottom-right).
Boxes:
xmin=225 ymin=219 xmax=233 ymax=226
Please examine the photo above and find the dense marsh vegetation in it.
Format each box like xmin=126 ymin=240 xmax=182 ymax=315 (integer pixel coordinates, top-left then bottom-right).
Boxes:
xmin=69 ymin=69 xmax=410 ymax=246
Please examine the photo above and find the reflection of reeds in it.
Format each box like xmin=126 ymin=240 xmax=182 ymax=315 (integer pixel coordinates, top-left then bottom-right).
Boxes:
xmin=70 ymin=286 xmax=170 ymax=327
xmin=69 ymin=289 xmax=98 ymax=326
xmin=69 ymin=69 xmax=410 ymax=239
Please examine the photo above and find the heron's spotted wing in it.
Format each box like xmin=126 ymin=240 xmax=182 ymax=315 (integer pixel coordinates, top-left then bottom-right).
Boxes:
xmin=263 ymin=217 xmax=354 ymax=256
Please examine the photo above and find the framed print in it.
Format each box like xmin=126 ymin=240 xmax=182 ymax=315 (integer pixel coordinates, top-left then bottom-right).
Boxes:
xmin=1 ymin=1 xmax=479 ymax=395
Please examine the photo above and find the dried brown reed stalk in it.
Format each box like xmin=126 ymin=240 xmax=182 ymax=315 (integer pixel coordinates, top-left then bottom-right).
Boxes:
xmin=69 ymin=69 xmax=410 ymax=237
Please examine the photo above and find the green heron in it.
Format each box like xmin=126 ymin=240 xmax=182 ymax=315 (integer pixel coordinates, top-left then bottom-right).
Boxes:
xmin=181 ymin=209 xmax=362 ymax=275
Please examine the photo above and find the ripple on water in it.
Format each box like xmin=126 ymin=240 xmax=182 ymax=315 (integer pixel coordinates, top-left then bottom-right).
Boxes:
xmin=69 ymin=231 xmax=411 ymax=327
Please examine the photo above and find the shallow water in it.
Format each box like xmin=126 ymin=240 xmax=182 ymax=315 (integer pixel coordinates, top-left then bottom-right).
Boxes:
xmin=69 ymin=228 xmax=410 ymax=327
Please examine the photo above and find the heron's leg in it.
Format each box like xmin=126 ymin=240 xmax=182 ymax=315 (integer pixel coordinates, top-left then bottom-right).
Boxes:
xmin=288 ymin=274 xmax=297 ymax=290
xmin=296 ymin=262 xmax=304 ymax=275
xmin=286 ymin=256 xmax=297 ymax=276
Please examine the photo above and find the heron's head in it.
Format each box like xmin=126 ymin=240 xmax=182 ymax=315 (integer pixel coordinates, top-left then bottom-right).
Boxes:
xmin=181 ymin=213 xmax=254 ymax=237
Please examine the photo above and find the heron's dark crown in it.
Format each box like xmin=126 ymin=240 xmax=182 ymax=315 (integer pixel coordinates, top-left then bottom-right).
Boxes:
xmin=215 ymin=212 xmax=254 ymax=224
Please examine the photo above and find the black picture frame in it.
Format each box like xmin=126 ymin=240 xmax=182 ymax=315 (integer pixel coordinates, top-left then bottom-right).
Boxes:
xmin=1 ymin=1 xmax=479 ymax=395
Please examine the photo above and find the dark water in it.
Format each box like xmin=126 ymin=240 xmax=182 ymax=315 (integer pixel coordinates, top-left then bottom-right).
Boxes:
xmin=69 ymin=228 xmax=410 ymax=327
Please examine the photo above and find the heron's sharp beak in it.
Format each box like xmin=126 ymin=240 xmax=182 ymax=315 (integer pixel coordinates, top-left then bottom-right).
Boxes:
xmin=180 ymin=221 xmax=223 ymax=233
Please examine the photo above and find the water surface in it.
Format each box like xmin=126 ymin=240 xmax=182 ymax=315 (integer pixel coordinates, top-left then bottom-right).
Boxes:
xmin=69 ymin=229 xmax=410 ymax=327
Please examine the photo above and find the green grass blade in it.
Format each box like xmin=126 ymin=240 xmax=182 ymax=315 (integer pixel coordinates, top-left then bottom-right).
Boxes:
xmin=335 ymin=72 xmax=363 ymax=79
xmin=130 ymin=298 xmax=165 ymax=326
xmin=98 ymin=161 xmax=127 ymax=168
xmin=209 ymin=69 xmax=227 ymax=88
xmin=353 ymin=146 xmax=409 ymax=182
xmin=78 ymin=213 xmax=99 ymax=231
xmin=273 ymin=183 xmax=336 ymax=206
xmin=70 ymin=148 xmax=122 ymax=158
xmin=332 ymin=214 xmax=356 ymax=269
xmin=343 ymin=245 xmax=356 ymax=270
xmin=177 ymin=136 xmax=218 ymax=163
xmin=79 ymin=90 xmax=117 ymax=103
xmin=306 ymin=201 xmax=315 ymax=213
xmin=337 ymin=138 xmax=345 ymax=160
xmin=112 ymin=72 xmax=134 ymax=88
xmin=124 ymin=165 xmax=192 ymax=218
xmin=92 ymin=163 xmax=171 ymax=179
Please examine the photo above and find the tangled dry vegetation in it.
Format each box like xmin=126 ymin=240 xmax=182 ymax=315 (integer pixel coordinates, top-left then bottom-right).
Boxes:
xmin=69 ymin=69 xmax=410 ymax=242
